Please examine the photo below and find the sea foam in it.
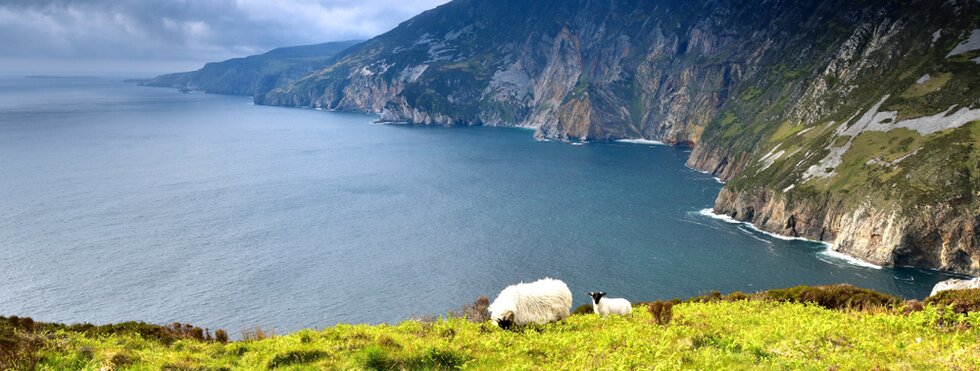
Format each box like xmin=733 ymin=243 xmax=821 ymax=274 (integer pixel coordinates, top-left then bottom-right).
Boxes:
xmin=696 ymin=208 xmax=882 ymax=269
xmin=616 ymin=138 xmax=665 ymax=146
xmin=694 ymin=169 xmax=725 ymax=184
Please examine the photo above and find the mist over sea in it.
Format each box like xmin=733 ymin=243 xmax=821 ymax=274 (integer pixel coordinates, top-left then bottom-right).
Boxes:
xmin=0 ymin=77 xmax=960 ymax=333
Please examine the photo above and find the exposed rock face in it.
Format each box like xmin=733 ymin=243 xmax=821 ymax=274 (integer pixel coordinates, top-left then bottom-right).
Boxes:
xmin=686 ymin=0 xmax=980 ymax=275
xmin=931 ymin=277 xmax=980 ymax=297
xmin=257 ymin=0 xmax=797 ymax=145
xmin=713 ymin=188 xmax=979 ymax=274
xmin=252 ymin=0 xmax=980 ymax=275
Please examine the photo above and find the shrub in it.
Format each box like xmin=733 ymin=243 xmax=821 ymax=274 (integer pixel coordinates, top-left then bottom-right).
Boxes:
xmin=362 ymin=346 xmax=393 ymax=370
xmin=902 ymin=300 xmax=925 ymax=315
xmin=460 ymin=296 xmax=491 ymax=322
xmin=190 ymin=326 xmax=204 ymax=340
xmin=5 ymin=316 xmax=34 ymax=331
xmin=705 ymin=291 xmax=723 ymax=301
xmin=241 ymin=326 xmax=273 ymax=341
xmin=726 ymin=291 xmax=749 ymax=301
xmin=214 ymin=329 xmax=230 ymax=343
xmin=157 ymin=322 xmax=209 ymax=342
xmin=441 ymin=296 xmax=493 ymax=323
xmin=0 ymin=323 xmax=42 ymax=371
xmin=110 ymin=350 xmax=135 ymax=367
xmin=55 ymin=320 xmax=209 ymax=345
xmin=647 ymin=301 xmax=674 ymax=325
xmin=760 ymin=284 xmax=901 ymax=310
xmin=685 ymin=291 xmax=748 ymax=303
xmin=925 ymin=288 xmax=980 ymax=314
xmin=573 ymin=304 xmax=593 ymax=315
xmin=267 ymin=350 xmax=328 ymax=369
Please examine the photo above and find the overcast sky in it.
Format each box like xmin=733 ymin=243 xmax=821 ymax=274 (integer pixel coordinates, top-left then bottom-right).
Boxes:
xmin=0 ymin=0 xmax=449 ymax=77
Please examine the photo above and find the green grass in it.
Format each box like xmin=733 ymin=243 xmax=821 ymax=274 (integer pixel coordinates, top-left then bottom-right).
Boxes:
xmin=900 ymin=72 xmax=952 ymax=99
xmin=8 ymin=288 xmax=980 ymax=370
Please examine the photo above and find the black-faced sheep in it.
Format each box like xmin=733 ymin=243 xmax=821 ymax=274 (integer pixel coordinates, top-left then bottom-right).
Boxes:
xmin=488 ymin=277 xmax=572 ymax=328
xmin=587 ymin=291 xmax=632 ymax=316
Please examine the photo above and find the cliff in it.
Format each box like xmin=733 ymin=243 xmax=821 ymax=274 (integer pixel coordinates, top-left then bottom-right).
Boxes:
xmin=143 ymin=40 xmax=361 ymax=96
xmin=252 ymin=0 xmax=980 ymax=275
xmin=687 ymin=2 xmax=980 ymax=275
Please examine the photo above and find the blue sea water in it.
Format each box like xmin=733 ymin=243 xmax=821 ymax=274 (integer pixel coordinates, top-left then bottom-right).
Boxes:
xmin=0 ymin=77 xmax=960 ymax=334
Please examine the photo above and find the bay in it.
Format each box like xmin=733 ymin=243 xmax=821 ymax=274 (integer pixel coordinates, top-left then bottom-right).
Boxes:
xmin=0 ymin=77 xmax=957 ymax=334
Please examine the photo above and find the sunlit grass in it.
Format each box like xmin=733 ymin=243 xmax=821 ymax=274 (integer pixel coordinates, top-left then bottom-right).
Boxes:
xmin=27 ymin=299 xmax=980 ymax=370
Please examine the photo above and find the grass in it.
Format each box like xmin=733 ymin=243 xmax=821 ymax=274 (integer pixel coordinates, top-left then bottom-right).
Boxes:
xmin=900 ymin=72 xmax=952 ymax=99
xmin=767 ymin=120 xmax=804 ymax=144
xmin=818 ymin=128 xmax=926 ymax=193
xmin=6 ymin=286 xmax=980 ymax=370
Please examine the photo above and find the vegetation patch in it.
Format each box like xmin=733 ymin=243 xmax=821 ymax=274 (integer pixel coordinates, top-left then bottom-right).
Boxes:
xmin=267 ymin=349 xmax=328 ymax=369
xmin=925 ymin=288 xmax=980 ymax=314
xmin=900 ymin=72 xmax=952 ymax=98
xmin=758 ymin=284 xmax=902 ymax=310
xmin=768 ymin=120 xmax=804 ymax=143
xmin=572 ymin=304 xmax=593 ymax=315
xmin=6 ymin=286 xmax=980 ymax=369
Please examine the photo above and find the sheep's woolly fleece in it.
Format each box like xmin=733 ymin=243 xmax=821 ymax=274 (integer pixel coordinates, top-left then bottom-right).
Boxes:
xmin=593 ymin=297 xmax=632 ymax=316
xmin=488 ymin=277 xmax=573 ymax=326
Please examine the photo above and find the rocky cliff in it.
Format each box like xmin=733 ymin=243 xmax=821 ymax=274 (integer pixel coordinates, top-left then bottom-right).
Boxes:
xmin=251 ymin=0 xmax=980 ymax=275
xmin=686 ymin=1 xmax=980 ymax=275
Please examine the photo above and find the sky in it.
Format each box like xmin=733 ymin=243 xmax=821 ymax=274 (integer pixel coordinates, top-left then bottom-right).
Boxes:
xmin=0 ymin=0 xmax=449 ymax=77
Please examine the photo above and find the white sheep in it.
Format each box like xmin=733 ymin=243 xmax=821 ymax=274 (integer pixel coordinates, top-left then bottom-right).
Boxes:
xmin=488 ymin=277 xmax=572 ymax=328
xmin=587 ymin=291 xmax=632 ymax=316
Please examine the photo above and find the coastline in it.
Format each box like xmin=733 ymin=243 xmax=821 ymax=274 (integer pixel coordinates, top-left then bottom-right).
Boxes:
xmin=154 ymin=84 xmax=912 ymax=274
xmin=250 ymin=93 xmax=889 ymax=273
xmin=694 ymin=168 xmax=726 ymax=184
xmin=616 ymin=138 xmax=666 ymax=146
xmin=696 ymin=208 xmax=884 ymax=270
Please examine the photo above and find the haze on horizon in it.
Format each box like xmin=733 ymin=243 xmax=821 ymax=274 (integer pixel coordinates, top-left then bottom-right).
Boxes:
xmin=0 ymin=0 xmax=449 ymax=78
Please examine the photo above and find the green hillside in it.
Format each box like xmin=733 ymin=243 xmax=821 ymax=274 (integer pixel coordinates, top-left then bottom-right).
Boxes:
xmin=6 ymin=287 xmax=979 ymax=370
xmin=144 ymin=40 xmax=362 ymax=96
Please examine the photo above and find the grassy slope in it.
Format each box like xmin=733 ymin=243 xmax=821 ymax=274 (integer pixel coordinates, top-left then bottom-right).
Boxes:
xmin=24 ymin=299 xmax=980 ymax=370
xmin=714 ymin=4 xmax=980 ymax=212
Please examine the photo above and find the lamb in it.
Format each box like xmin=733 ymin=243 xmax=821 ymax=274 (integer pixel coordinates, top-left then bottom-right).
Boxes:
xmin=488 ymin=277 xmax=573 ymax=328
xmin=587 ymin=291 xmax=632 ymax=316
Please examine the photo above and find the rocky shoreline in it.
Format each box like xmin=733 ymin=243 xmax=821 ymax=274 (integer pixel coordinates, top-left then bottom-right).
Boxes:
xmin=695 ymin=180 xmax=979 ymax=276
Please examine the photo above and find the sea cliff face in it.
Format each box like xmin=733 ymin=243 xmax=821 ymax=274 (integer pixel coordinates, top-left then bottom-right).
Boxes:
xmin=684 ymin=0 xmax=980 ymax=275
xmin=257 ymin=0 xmax=800 ymax=144
xmin=711 ymin=187 xmax=978 ymax=274
xmin=249 ymin=0 xmax=980 ymax=274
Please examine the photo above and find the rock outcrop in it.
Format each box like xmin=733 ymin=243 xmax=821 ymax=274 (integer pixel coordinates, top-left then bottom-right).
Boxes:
xmin=931 ymin=278 xmax=980 ymax=297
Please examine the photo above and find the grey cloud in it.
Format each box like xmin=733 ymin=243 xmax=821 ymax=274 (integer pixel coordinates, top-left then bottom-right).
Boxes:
xmin=0 ymin=0 xmax=448 ymax=74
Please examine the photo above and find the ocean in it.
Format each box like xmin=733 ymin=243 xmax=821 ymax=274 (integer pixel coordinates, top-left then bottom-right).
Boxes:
xmin=0 ymin=77 xmax=959 ymax=334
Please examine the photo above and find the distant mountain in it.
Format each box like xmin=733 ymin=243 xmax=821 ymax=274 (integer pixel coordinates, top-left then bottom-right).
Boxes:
xmin=143 ymin=40 xmax=362 ymax=96
xmin=249 ymin=0 xmax=980 ymax=275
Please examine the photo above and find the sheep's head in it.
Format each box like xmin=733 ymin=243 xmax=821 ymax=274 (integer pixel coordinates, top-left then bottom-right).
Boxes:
xmin=587 ymin=291 xmax=607 ymax=304
xmin=492 ymin=310 xmax=515 ymax=329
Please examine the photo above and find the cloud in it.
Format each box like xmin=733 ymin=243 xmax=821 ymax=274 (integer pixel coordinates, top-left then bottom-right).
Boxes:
xmin=0 ymin=0 xmax=448 ymax=74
